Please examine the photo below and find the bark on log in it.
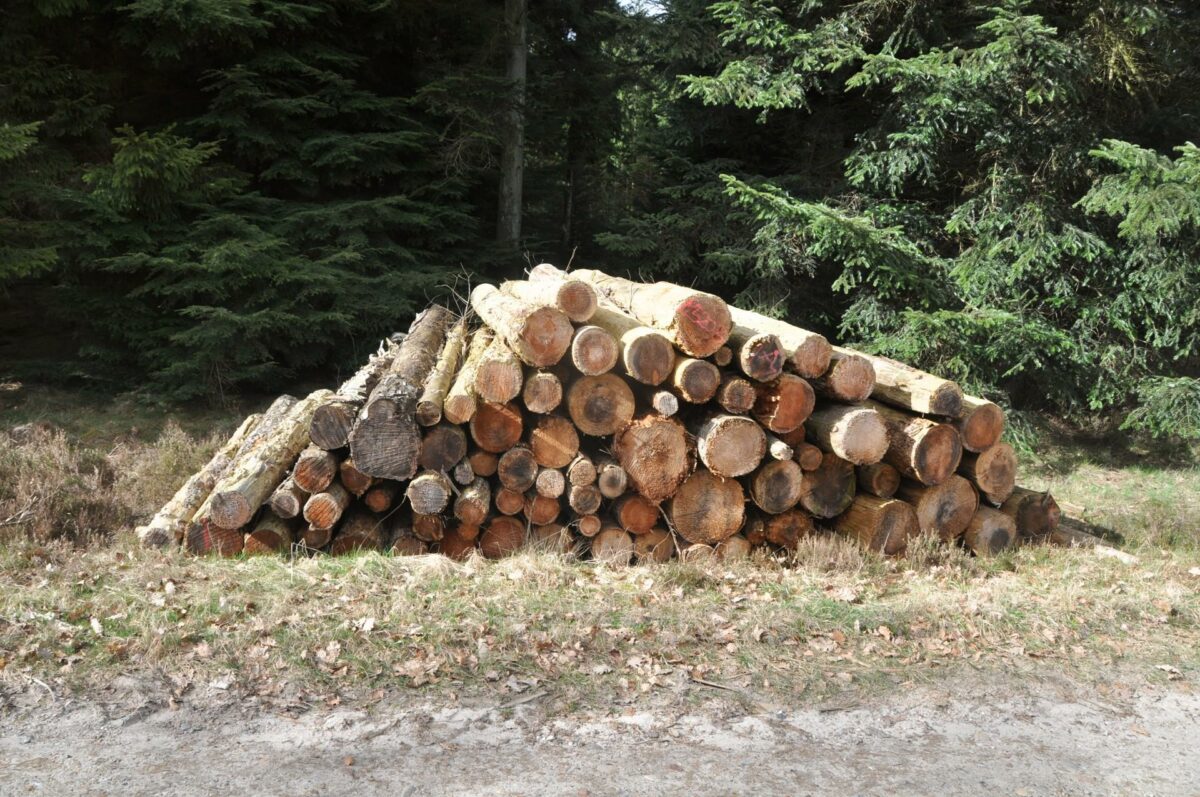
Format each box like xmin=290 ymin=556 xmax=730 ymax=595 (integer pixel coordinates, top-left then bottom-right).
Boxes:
xmin=668 ymin=468 xmax=745 ymax=545
xmin=473 ymin=334 xmax=525 ymax=404
xmin=957 ymin=442 xmax=1017 ymax=505
xmin=799 ymin=452 xmax=856 ymax=518
xmin=495 ymin=487 xmax=526 ymax=516
xmin=614 ymin=494 xmax=661 ymax=535
xmin=857 ymin=462 xmax=900 ymax=499
xmin=727 ymin=327 xmax=786 ymax=383
xmin=570 ymin=325 xmax=620 ymax=376
xmin=293 ymin=444 xmax=339 ymax=494
xmin=672 ymin=357 xmax=721 ymax=404
xmin=726 ymin=307 xmax=832 ymax=379
xmin=749 ymin=460 xmax=805 ymax=515
xmin=963 ymin=506 xmax=1016 ymax=556
xmin=999 ymin=487 xmax=1061 ymax=539
xmin=349 ymin=307 xmax=451 ymax=479
xmin=588 ymin=304 xmax=676 ymax=386
xmin=695 ymin=414 xmax=766 ymax=478
xmin=896 ymin=475 xmax=978 ymax=540
xmin=267 ymin=477 xmax=307 ymax=520
xmin=416 ymin=319 xmax=468 ymax=426
xmin=765 ymin=435 xmax=794 ymax=461
xmin=391 ymin=534 xmax=430 ymax=557
xmin=480 ymin=516 xmax=526 ymax=559
xmin=522 ymin=371 xmax=563 ymax=414
xmin=567 ymin=373 xmax=636 ymax=437
xmin=504 ymin=275 xmax=598 ymax=323
xmin=535 ymin=467 xmax=565 ymax=498
xmin=469 ymin=449 xmax=499 ymax=477
xmin=753 ymin=374 xmax=815 ymax=434
xmin=716 ymin=373 xmax=757 ymax=414
xmin=402 ymin=470 xmax=450 ymax=516
xmin=596 ymin=458 xmax=629 ymax=499
xmin=498 ymin=445 xmax=538 ymax=491
xmin=328 ymin=508 xmax=387 ymax=555
xmin=614 ymin=414 xmax=691 ymax=501
xmin=523 ymin=492 xmax=561 ymax=525
xmin=856 ymin=352 xmax=963 ymax=417
xmin=244 ymin=511 xmax=298 ymax=555
xmin=763 ymin=509 xmax=816 ymax=551
xmin=711 ymin=346 xmax=733 ymax=367
xmin=803 ymin=405 xmax=888 ymax=465
xmin=568 ymin=484 xmax=603 ymax=515
xmin=954 ymin=395 xmax=1005 ymax=453
xmin=338 ymin=458 xmax=374 ymax=497
xmin=452 ymin=458 xmax=476 ymax=486
xmin=834 ymin=495 xmax=918 ymax=554
xmin=471 ymin=283 xmax=573 ymax=367
xmin=634 ymin=528 xmax=674 ymax=563
xmin=530 ymin=415 xmax=580 ymax=469
xmin=303 ymin=481 xmax=351 ymax=531
xmin=419 ymin=423 xmax=468 ymax=473
xmin=310 ymin=348 xmax=395 ymax=450
xmin=454 ymin=477 xmax=492 ymax=526
xmin=444 ymin=327 xmax=494 ymax=425
xmin=866 ymin=400 xmax=963 ymax=486
xmin=363 ymin=481 xmax=400 ymax=513
xmin=469 ymin=401 xmax=524 ymax=453
xmin=811 ymin=348 xmax=875 ymax=403
xmin=567 ymin=454 xmax=596 ymax=486
xmin=591 ymin=526 xmax=635 ymax=565
xmin=300 ymin=524 xmax=332 ymax=550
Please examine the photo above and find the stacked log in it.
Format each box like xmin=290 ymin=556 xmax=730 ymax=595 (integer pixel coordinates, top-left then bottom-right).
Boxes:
xmin=150 ymin=265 xmax=1052 ymax=563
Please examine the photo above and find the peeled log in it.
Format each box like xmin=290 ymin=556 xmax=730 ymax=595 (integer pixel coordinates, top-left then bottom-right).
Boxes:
xmin=672 ymin=357 xmax=720 ymax=404
xmin=799 ymin=452 xmax=856 ymax=518
xmin=999 ymin=487 xmax=1061 ymax=539
xmin=668 ymin=468 xmax=745 ymax=545
xmin=571 ymin=325 xmax=620 ymax=376
xmin=634 ymin=528 xmax=674 ymax=563
xmin=866 ymin=400 xmax=963 ymax=486
xmin=303 ymin=481 xmax=351 ymax=531
xmin=268 ymin=477 xmax=307 ymax=519
xmin=753 ymin=374 xmax=816 ymax=434
xmin=591 ymin=527 xmax=634 ymax=566
xmin=416 ymin=319 xmax=467 ymax=426
xmin=530 ymin=415 xmax=580 ymax=469
xmin=763 ymin=509 xmax=816 ymax=551
xmin=696 ymin=414 xmax=766 ymax=478
xmin=444 ymin=327 xmax=493 ymax=425
xmin=811 ymin=348 xmax=875 ymax=403
xmin=136 ymin=412 xmax=262 ymax=548
xmin=452 ymin=458 xmax=475 ymax=486
xmin=471 ymin=284 xmax=572 ymax=367
xmin=535 ymin=468 xmax=565 ymax=498
xmin=963 ymin=506 xmax=1016 ymax=556
xmin=765 ymin=435 xmax=794 ymax=461
xmin=588 ymin=304 xmax=676 ymax=386
xmin=454 ymin=477 xmax=492 ymax=526
xmin=856 ymin=352 xmax=963 ymax=417
xmin=958 ymin=442 xmax=1017 ymax=505
xmin=716 ymin=374 xmax=756 ymax=414
xmin=834 ymin=495 xmax=918 ymax=554
xmin=803 ymin=405 xmax=888 ymax=465
xmin=419 ymin=423 xmax=468 ymax=472
xmin=504 ymin=275 xmax=598 ymax=323
xmin=726 ymin=307 xmax=832 ymax=379
xmin=614 ymin=415 xmax=690 ymax=501
xmin=498 ymin=445 xmax=538 ymax=491
xmin=614 ymin=494 xmax=661 ymax=535
xmin=954 ymin=395 xmax=1005 ymax=453
xmin=350 ymin=307 xmax=451 ymax=479
xmin=310 ymin=347 xmax=395 ymax=450
xmin=568 ymin=454 xmax=596 ymax=486
xmin=293 ymin=444 xmax=339 ymax=493
xmin=480 ymin=516 xmax=526 ymax=559
xmin=567 ymin=374 xmax=635 ymax=437
xmin=473 ymin=335 xmax=524 ymax=404
xmin=406 ymin=470 xmax=454 ymax=515
xmin=522 ymin=371 xmax=563 ymax=414
xmin=749 ymin=460 xmax=805 ymax=514
xmin=857 ymin=462 xmax=900 ymax=499
xmin=896 ymin=475 xmax=978 ymax=540
xmin=469 ymin=401 xmax=524 ymax=453
xmin=244 ymin=511 xmax=298 ymax=555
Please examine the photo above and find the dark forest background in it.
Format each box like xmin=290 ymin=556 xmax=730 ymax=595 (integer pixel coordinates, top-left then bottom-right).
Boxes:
xmin=2 ymin=0 xmax=1198 ymax=438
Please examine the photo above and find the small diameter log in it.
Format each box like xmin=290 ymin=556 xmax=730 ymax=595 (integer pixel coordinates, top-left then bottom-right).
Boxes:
xmin=293 ymin=444 xmax=339 ymax=493
xmin=596 ymin=458 xmax=629 ymax=499
xmin=514 ymin=269 xmax=599 ymax=322
xmin=566 ymin=373 xmax=636 ymax=436
xmin=857 ymin=462 xmax=900 ymax=499
xmin=568 ymin=484 xmax=603 ymax=515
xmin=672 ymin=357 xmax=721 ymax=404
xmin=568 ymin=453 xmax=596 ymax=486
xmin=363 ymin=481 xmax=400 ymax=513
xmin=469 ymin=401 xmax=524 ymax=453
xmin=452 ymin=458 xmax=475 ymax=486
xmin=444 ymin=327 xmax=494 ymax=425
xmin=763 ymin=509 xmax=816 ymax=551
xmin=572 ymin=325 xmax=620 ymax=378
xmin=571 ymin=268 xmax=732 ymax=357
xmin=634 ymin=528 xmax=674 ymax=563
xmin=803 ymin=405 xmax=888 ymax=465
xmin=591 ymin=526 xmax=635 ymax=566
xmin=535 ymin=468 xmax=565 ymax=498
xmin=469 ymin=450 xmax=499 ymax=477
xmin=614 ymin=414 xmax=690 ymax=501
xmin=811 ymin=348 xmax=875 ymax=404
xmin=419 ymin=423 xmax=468 ymax=472
xmin=577 ymin=514 xmax=603 ymax=537
xmin=799 ymin=452 xmax=856 ymax=518
xmin=743 ymin=516 xmax=767 ymax=547
xmin=650 ymin=390 xmax=679 ymax=417
xmin=300 ymin=524 xmax=332 ymax=550
xmin=523 ymin=371 xmax=563 ymax=414
xmin=866 ymin=400 xmax=963 ymax=486
xmin=795 ymin=443 xmax=824 ymax=471
xmin=765 ymin=435 xmax=794 ymax=461
xmin=480 ymin=516 xmax=526 ymax=559
xmin=530 ymin=415 xmax=581 ymax=469
xmin=523 ymin=493 xmax=561 ymax=525
xmin=406 ymin=470 xmax=454 ymax=515
xmin=454 ymin=477 xmax=492 ymax=526
xmin=896 ymin=475 xmax=978 ymax=540
xmin=338 ymin=458 xmax=374 ymax=497
xmin=310 ymin=348 xmax=395 ymax=450
xmin=712 ymin=346 xmax=733 ymax=367
xmin=963 ymin=506 xmax=1016 ymax=556
xmin=954 ymin=395 xmax=1005 ymax=453
xmin=303 ymin=481 xmax=351 ymax=531
xmin=696 ymin=414 xmax=766 ymax=479
xmin=667 ymin=468 xmax=745 ymax=545
xmin=244 ymin=511 xmax=298 ymax=555
xmin=439 ymin=525 xmax=476 ymax=560
xmin=749 ymin=460 xmax=805 ymax=514
xmin=858 ymin=352 xmax=963 ymax=417
xmin=498 ymin=445 xmax=539 ymax=491
xmin=416 ymin=318 xmax=468 ymax=426
xmin=268 ymin=477 xmax=307 ymax=520
xmin=716 ymin=535 xmax=752 ymax=560
xmin=614 ymin=494 xmax=661 ymax=535
xmin=328 ymin=509 xmax=387 ymax=555
xmin=413 ymin=513 xmax=447 ymax=542
xmin=588 ymin=304 xmax=676 ymax=386
xmin=726 ymin=306 xmax=832 ymax=379
xmin=753 ymin=374 xmax=815 ymax=434
xmin=474 ymin=334 xmax=525 ymax=404
xmin=471 ymin=283 xmax=573 ymax=367
xmin=392 ymin=535 xmax=429 ymax=557
xmin=532 ymin=523 xmax=575 ymax=555
xmin=727 ymin=328 xmax=786 ymax=383
xmin=834 ymin=495 xmax=918 ymax=554
xmin=958 ymin=442 xmax=1017 ymax=505
xmin=136 ymin=412 xmax=262 ymax=548
xmin=495 ymin=487 xmax=526 ymax=516
xmin=999 ymin=487 xmax=1061 ymax=539
xmin=716 ymin=373 xmax=756 ymax=414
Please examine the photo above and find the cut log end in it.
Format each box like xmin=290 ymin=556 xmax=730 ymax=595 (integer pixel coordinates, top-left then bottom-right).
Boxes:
xmin=522 ymin=372 xmax=563 ymax=414
xmin=835 ymin=495 xmax=918 ymax=555
xmin=673 ymin=294 xmax=732 ymax=358
xmin=591 ymin=527 xmax=634 ymax=566
xmin=673 ymin=358 xmax=720 ymax=404
xmin=963 ymin=506 xmax=1016 ymax=556
xmin=697 ymin=414 xmax=766 ymax=479
xmin=668 ymin=469 xmax=745 ymax=546
xmin=738 ymin=333 xmax=786 ymax=383
xmin=567 ymin=374 xmax=636 ymax=437
xmin=571 ymin=325 xmax=620 ymax=376
xmin=615 ymin=415 xmax=690 ymax=501
xmin=480 ymin=516 xmax=527 ymax=559
xmin=958 ymin=398 xmax=1005 ymax=453
xmin=897 ymin=475 xmax=978 ymax=540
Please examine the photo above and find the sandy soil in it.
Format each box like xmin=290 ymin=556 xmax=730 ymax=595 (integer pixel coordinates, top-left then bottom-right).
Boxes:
xmin=2 ymin=675 xmax=1198 ymax=796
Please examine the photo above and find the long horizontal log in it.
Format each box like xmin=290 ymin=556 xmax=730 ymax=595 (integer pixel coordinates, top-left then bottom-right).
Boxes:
xmin=309 ymin=346 xmax=395 ymax=450
xmin=505 ymin=274 xmax=598 ymax=323
xmin=865 ymin=400 xmax=962 ymax=486
xmin=726 ymin=307 xmax=832 ymax=379
xmin=803 ymin=404 xmax=888 ymax=465
xmin=587 ymin=303 xmax=676 ymax=386
xmin=471 ymin=284 xmax=572 ymax=367
xmin=416 ymin=318 xmax=468 ymax=426
xmin=852 ymin=352 xmax=963 ymax=417
xmin=444 ymin=327 xmax=493 ymax=425
xmin=811 ymin=347 xmax=875 ymax=404
xmin=834 ymin=495 xmax=918 ymax=554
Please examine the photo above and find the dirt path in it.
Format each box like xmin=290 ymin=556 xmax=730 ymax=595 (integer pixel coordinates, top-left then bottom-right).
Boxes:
xmin=2 ymin=676 xmax=1198 ymax=796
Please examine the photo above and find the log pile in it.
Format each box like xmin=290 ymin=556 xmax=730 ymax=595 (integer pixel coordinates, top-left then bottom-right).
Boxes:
xmin=139 ymin=265 xmax=1061 ymax=562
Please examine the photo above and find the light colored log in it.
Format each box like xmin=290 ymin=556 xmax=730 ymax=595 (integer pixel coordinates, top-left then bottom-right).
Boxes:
xmin=571 ymin=325 xmax=620 ymax=376
xmin=406 ymin=470 xmax=454 ymax=515
xmin=851 ymin=351 xmax=963 ymax=417
xmin=567 ymin=453 xmax=596 ymax=486
xmin=672 ymin=357 xmax=721 ymax=403
xmin=726 ymin=307 xmax=832 ymax=379
xmin=444 ymin=327 xmax=494 ymax=424
xmin=803 ymin=404 xmax=888 ymax=465
xmin=957 ymin=442 xmax=1017 ymax=505
xmin=535 ymin=467 xmax=565 ymax=498
xmin=811 ymin=347 xmax=875 ymax=403
xmin=416 ymin=318 xmax=468 ymax=426
xmin=504 ymin=276 xmax=598 ymax=323
xmin=473 ymin=334 xmax=524 ymax=404
xmin=667 ymin=468 xmax=745 ymax=545
xmin=567 ymin=373 xmax=635 ymax=437
xmin=470 ymin=283 xmax=573 ymax=367
xmin=954 ymin=395 xmax=1005 ymax=453
xmin=614 ymin=414 xmax=691 ymax=501
xmin=596 ymin=457 xmax=628 ymax=499
xmin=522 ymin=371 xmax=563 ymax=414
xmin=695 ymin=414 xmax=766 ymax=478
xmin=753 ymin=373 xmax=815 ymax=434
xmin=588 ymin=303 xmax=676 ymax=386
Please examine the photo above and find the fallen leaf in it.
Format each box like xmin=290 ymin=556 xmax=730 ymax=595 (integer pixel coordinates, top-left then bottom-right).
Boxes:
xmin=89 ymin=617 xmax=103 ymax=637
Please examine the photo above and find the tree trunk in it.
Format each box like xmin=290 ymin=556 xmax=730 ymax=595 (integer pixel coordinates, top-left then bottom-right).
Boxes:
xmin=591 ymin=526 xmax=634 ymax=565
xmin=614 ymin=414 xmax=690 ymax=501
xmin=444 ymin=327 xmax=494 ymax=424
xmin=293 ymin=444 xmax=339 ymax=494
xmin=954 ymin=395 xmax=1005 ymax=453
xmin=496 ymin=0 xmax=526 ymax=246
xmin=667 ymin=468 xmax=745 ymax=545
xmin=854 ymin=352 xmax=963 ymax=417
xmin=803 ymin=404 xmax=888 ymax=465
xmin=856 ymin=462 xmax=900 ymax=498
xmin=571 ymin=325 xmax=620 ymax=376
xmin=672 ymin=357 xmax=721 ymax=404
xmin=726 ymin=328 xmax=785 ymax=383
xmin=963 ymin=506 xmax=1016 ymax=556
xmin=763 ymin=509 xmax=816 ymax=551
xmin=726 ymin=306 xmax=832 ymax=379
xmin=811 ymin=347 xmax=875 ymax=403
xmin=752 ymin=374 xmax=815 ymax=434
xmin=480 ymin=516 xmax=526 ymax=559
xmin=895 ymin=475 xmax=978 ymax=540
xmin=695 ymin=413 xmax=766 ymax=478
xmin=338 ymin=458 xmax=374 ymax=497
xmin=303 ymin=481 xmax=351 ymax=531
xmin=244 ymin=511 xmax=297 ymax=555
xmin=587 ymin=304 xmax=676 ymax=385
xmin=614 ymin=494 xmax=661 ymax=534
xmin=566 ymin=373 xmax=636 ymax=437
xmin=634 ymin=528 xmax=674 ymax=563
xmin=310 ymin=347 xmax=395 ymax=450
xmin=498 ymin=445 xmax=538 ymax=491
xmin=568 ymin=484 xmax=602 ymax=515
xmin=473 ymin=333 xmax=525 ymax=403
xmin=504 ymin=275 xmax=598 ymax=323
xmin=419 ymin=423 xmax=468 ymax=473
xmin=454 ymin=477 xmax=492 ymax=526
xmin=798 ymin=452 xmax=856 ymax=518
xmin=412 ymin=512 xmax=447 ymax=542
xmin=363 ymin=481 xmax=400 ymax=513
xmin=834 ymin=495 xmax=918 ymax=554
xmin=406 ymin=470 xmax=454 ymax=515
xmin=416 ymin=319 xmax=468 ymax=426
xmin=469 ymin=400 xmax=524 ymax=453
xmin=267 ymin=477 xmax=307 ymax=519
xmin=865 ymin=400 xmax=963 ymax=486
xmin=957 ymin=442 xmax=1017 ymax=505
xmin=716 ymin=373 xmax=756 ymax=414
xmin=999 ymin=487 xmax=1061 ymax=539
xmin=535 ymin=467 xmax=565 ymax=498
xmin=522 ymin=371 xmax=563 ymax=414
xmin=596 ymin=457 xmax=629 ymax=498
xmin=470 ymin=284 xmax=572 ymax=367
xmin=749 ymin=460 xmax=805 ymax=514
xmin=530 ymin=415 xmax=580 ymax=469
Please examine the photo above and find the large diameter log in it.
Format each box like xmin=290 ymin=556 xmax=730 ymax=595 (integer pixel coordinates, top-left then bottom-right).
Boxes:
xmin=716 ymin=373 xmax=756 ymax=414
xmin=406 ymin=470 xmax=454 ymax=515
xmin=571 ymin=268 xmax=732 ymax=357
xmin=571 ymin=325 xmax=620 ymax=376
xmin=439 ymin=524 xmax=477 ymax=560
xmin=474 ymin=334 xmax=524 ymax=404
xmin=267 ymin=477 xmax=307 ymax=519
xmin=963 ymin=506 xmax=1016 ymax=556
xmin=136 ymin=412 xmax=262 ymax=548
xmin=749 ymin=460 xmax=805 ymax=514
xmin=522 ymin=371 xmax=563 ymax=414
xmin=293 ymin=444 xmax=339 ymax=493
xmin=206 ymin=389 xmax=333 ymax=529
xmin=454 ymin=477 xmax=492 ymax=526
xmin=310 ymin=347 xmax=395 ymax=450
xmin=419 ymin=423 xmax=468 ymax=472
xmin=811 ymin=348 xmax=875 ymax=403
xmin=753 ymin=374 xmax=815 ymax=434
xmin=588 ymin=304 xmax=676 ymax=386
xmin=416 ymin=318 xmax=468 ymax=426
xmin=591 ymin=526 xmax=635 ymax=565
xmin=444 ymin=327 xmax=494 ymax=424
xmin=854 ymin=352 xmax=963 ymax=417
xmin=958 ymin=442 xmax=1017 ymax=505
xmin=530 ymin=415 xmax=580 ymax=469
xmin=999 ymin=487 xmax=1061 ymax=539
xmin=804 ymin=405 xmax=888 ymax=465
xmin=834 ymin=495 xmax=918 ymax=554
xmin=519 ymin=267 xmax=600 ymax=322
xmin=244 ymin=511 xmax=298 ymax=555
xmin=469 ymin=401 xmax=524 ymax=453
xmin=798 ymin=452 xmax=856 ymax=518
xmin=696 ymin=414 xmax=766 ymax=478
xmin=672 ymin=357 xmax=720 ymax=404
xmin=954 ymin=395 xmax=1005 ymax=453
xmin=614 ymin=494 xmax=661 ymax=535
xmin=866 ymin=400 xmax=963 ymax=486
xmin=338 ymin=458 xmax=374 ymax=497
xmin=596 ymin=458 xmax=629 ymax=498
xmin=532 ymin=522 xmax=576 ymax=555
xmin=470 ymin=284 xmax=572 ymax=367
xmin=566 ymin=373 xmax=636 ymax=436
xmin=856 ymin=462 xmax=900 ymax=498
xmin=349 ymin=306 xmax=451 ymax=479
xmin=727 ymin=328 xmax=786 ymax=383
xmin=480 ymin=516 xmax=526 ymax=559
xmin=614 ymin=414 xmax=691 ymax=501
xmin=763 ymin=509 xmax=816 ymax=551
xmin=498 ymin=445 xmax=538 ymax=491
xmin=896 ymin=475 xmax=978 ymax=540
xmin=634 ymin=528 xmax=674 ymax=563
xmin=726 ymin=306 xmax=832 ymax=379
xmin=328 ymin=508 xmax=387 ymax=555
xmin=667 ymin=468 xmax=745 ymax=545
xmin=303 ymin=481 xmax=351 ymax=531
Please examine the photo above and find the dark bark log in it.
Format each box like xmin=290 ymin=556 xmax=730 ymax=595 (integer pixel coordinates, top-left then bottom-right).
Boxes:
xmin=834 ymin=495 xmax=918 ymax=554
